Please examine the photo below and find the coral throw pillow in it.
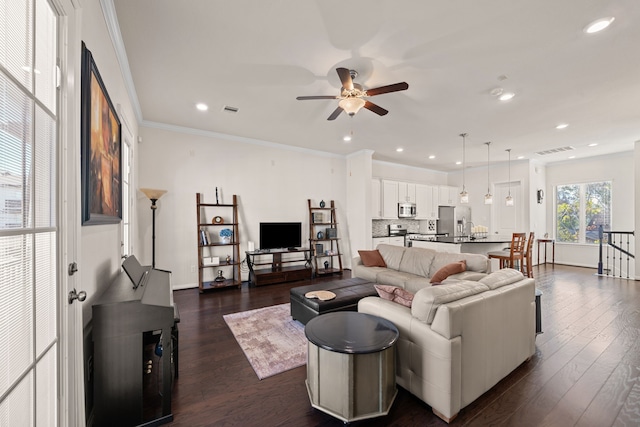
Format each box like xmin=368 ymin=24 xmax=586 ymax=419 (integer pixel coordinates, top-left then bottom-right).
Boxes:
xmin=430 ymin=260 xmax=466 ymax=283
xmin=374 ymin=284 xmax=414 ymax=308
xmin=358 ymin=250 xmax=387 ymax=267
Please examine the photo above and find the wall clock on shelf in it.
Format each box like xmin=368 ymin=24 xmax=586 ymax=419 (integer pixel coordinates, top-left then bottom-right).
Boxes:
xmin=213 ymin=216 xmax=224 ymax=224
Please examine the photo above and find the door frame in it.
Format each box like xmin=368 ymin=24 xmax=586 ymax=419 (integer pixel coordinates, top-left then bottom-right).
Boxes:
xmin=55 ymin=0 xmax=84 ymax=425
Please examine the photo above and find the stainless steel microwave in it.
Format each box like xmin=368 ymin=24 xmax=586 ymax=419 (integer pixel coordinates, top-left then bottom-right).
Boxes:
xmin=398 ymin=202 xmax=416 ymax=218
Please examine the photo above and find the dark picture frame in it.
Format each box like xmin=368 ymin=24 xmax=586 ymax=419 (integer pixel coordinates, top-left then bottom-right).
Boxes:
xmin=81 ymin=42 xmax=122 ymax=225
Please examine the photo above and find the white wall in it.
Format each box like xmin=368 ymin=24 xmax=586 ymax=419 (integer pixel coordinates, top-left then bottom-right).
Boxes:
xmin=546 ymin=152 xmax=635 ymax=272
xmin=80 ymin=0 xmax=139 ymax=324
xmin=137 ymin=125 xmax=349 ymax=288
xmin=373 ymin=160 xmax=448 ymax=184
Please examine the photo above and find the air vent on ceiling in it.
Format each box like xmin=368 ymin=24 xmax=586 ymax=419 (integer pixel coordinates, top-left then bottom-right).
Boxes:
xmin=222 ymin=105 xmax=239 ymax=113
xmin=536 ymin=146 xmax=575 ymax=156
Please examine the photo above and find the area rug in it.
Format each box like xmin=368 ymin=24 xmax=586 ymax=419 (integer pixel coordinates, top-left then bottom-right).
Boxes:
xmin=223 ymin=303 xmax=307 ymax=380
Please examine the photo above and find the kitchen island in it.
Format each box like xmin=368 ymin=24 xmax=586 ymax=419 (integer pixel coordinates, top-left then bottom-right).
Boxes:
xmin=410 ymin=236 xmax=511 ymax=258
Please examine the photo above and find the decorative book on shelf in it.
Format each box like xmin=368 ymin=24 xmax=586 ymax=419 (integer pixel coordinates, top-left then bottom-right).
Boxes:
xmin=196 ymin=193 xmax=241 ymax=292
xmin=307 ymin=199 xmax=343 ymax=277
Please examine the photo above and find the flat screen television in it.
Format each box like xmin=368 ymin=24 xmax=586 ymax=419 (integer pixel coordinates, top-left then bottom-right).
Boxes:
xmin=259 ymin=222 xmax=302 ymax=250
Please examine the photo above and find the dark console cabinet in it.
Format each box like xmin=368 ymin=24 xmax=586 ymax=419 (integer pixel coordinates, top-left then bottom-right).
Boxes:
xmin=245 ymin=249 xmax=312 ymax=286
xmin=92 ymin=267 xmax=177 ymax=426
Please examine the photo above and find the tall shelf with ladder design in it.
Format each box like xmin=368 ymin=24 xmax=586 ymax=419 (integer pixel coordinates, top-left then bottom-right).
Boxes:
xmin=196 ymin=193 xmax=241 ymax=292
xmin=308 ymin=199 xmax=343 ymax=277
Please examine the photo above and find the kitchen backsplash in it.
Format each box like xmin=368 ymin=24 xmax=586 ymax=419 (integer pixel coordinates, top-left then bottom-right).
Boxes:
xmin=372 ymin=219 xmax=421 ymax=236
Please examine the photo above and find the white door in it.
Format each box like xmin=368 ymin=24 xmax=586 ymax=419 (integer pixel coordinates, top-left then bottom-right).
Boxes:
xmin=0 ymin=0 xmax=80 ymax=425
xmin=493 ymin=181 xmax=523 ymax=236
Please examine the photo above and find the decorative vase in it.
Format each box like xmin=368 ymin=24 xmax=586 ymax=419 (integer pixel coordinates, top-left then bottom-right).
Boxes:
xmin=221 ymin=236 xmax=231 ymax=244
xmin=319 ymin=200 xmax=326 ymax=208
xmin=317 ymin=231 xmax=324 ymax=239
xmin=324 ymin=261 xmax=329 ymax=269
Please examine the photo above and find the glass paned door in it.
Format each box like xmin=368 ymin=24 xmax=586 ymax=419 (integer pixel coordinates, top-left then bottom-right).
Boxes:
xmin=0 ymin=0 xmax=59 ymax=424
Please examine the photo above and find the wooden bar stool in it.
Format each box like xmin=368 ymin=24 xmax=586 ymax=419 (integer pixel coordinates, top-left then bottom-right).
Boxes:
xmin=487 ymin=233 xmax=527 ymax=273
xmin=523 ymin=232 xmax=535 ymax=278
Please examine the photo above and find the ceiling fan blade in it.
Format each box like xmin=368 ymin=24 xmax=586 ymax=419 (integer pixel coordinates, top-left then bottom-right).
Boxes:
xmin=364 ymin=101 xmax=388 ymax=116
xmin=365 ymin=82 xmax=409 ymax=97
xmin=327 ymin=106 xmax=344 ymax=120
xmin=336 ymin=68 xmax=354 ymax=91
xmin=296 ymin=95 xmax=339 ymax=100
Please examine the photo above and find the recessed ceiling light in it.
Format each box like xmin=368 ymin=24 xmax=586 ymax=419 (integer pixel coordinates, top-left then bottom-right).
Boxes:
xmin=428 ymin=155 xmax=436 ymax=159
xmin=396 ymin=148 xmax=404 ymax=152
xmin=588 ymin=143 xmax=598 ymax=147
xmin=556 ymin=123 xmax=569 ymax=129
xmin=196 ymin=103 xmax=208 ymax=111
xmin=499 ymin=92 xmax=515 ymax=101
xmin=343 ymin=135 xmax=352 ymax=142
xmin=584 ymin=17 xmax=615 ymax=34
xmin=568 ymin=155 xmax=576 ymax=159
xmin=455 ymin=161 xmax=462 ymax=165
xmin=517 ymin=156 xmax=525 ymax=160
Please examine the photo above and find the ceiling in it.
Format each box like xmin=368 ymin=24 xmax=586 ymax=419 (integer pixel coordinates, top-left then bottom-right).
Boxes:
xmin=111 ymin=0 xmax=640 ymax=172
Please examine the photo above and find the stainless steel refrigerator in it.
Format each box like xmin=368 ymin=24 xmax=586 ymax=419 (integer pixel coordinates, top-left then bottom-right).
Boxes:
xmin=437 ymin=206 xmax=471 ymax=237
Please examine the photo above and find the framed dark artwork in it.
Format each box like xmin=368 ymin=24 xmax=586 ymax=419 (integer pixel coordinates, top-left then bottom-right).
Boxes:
xmin=81 ymin=42 xmax=122 ymax=225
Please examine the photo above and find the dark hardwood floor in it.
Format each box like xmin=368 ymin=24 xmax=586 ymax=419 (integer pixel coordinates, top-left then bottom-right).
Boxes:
xmin=169 ymin=265 xmax=640 ymax=426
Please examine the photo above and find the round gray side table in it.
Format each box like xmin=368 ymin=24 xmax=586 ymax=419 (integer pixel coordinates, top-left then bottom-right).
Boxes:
xmin=305 ymin=311 xmax=399 ymax=423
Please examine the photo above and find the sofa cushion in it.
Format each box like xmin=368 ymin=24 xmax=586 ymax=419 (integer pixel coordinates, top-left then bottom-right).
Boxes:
xmin=376 ymin=270 xmax=422 ymax=288
xmin=353 ymin=265 xmax=386 ymax=282
xmin=429 ymin=252 xmax=489 ymax=277
xmin=442 ymin=270 xmax=488 ymax=283
xmin=358 ymin=249 xmax=387 ymax=267
xmin=398 ymin=247 xmax=437 ymax=277
xmin=411 ymin=280 xmax=490 ymax=324
xmin=404 ymin=277 xmax=434 ymax=294
xmin=374 ymin=284 xmax=415 ymax=308
xmin=479 ymin=268 xmax=525 ymax=290
xmin=430 ymin=260 xmax=466 ymax=283
xmin=376 ymin=244 xmax=406 ymax=271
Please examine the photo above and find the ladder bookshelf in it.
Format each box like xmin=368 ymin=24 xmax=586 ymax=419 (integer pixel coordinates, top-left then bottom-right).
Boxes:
xmin=196 ymin=193 xmax=241 ymax=291
xmin=308 ymin=199 xmax=343 ymax=277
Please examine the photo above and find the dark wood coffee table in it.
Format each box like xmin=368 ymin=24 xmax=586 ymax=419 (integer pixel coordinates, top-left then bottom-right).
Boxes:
xmin=305 ymin=312 xmax=399 ymax=423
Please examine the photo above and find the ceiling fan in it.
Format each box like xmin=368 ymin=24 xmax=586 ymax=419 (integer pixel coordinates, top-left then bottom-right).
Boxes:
xmin=296 ymin=68 xmax=409 ymax=120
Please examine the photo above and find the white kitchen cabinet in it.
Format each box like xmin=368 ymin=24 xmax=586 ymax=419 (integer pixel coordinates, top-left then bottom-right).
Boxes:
xmin=416 ymin=184 xmax=438 ymax=219
xmin=371 ymin=179 xmax=381 ymax=219
xmin=398 ymin=182 xmax=416 ymax=203
xmin=381 ymin=180 xmax=399 ymax=219
xmin=438 ymin=185 xmax=458 ymax=206
xmin=372 ymin=237 xmax=390 ymax=248
xmin=411 ymin=240 xmax=461 ymax=253
xmin=389 ymin=236 xmax=405 ymax=246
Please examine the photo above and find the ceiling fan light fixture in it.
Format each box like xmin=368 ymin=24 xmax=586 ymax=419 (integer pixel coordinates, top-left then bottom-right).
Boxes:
xmin=338 ymin=97 xmax=366 ymax=116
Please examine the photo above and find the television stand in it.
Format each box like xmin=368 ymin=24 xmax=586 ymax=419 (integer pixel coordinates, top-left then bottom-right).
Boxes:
xmin=246 ymin=248 xmax=312 ymax=286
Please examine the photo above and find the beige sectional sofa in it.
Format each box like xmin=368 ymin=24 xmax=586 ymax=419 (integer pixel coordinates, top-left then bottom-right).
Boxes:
xmin=353 ymin=244 xmax=491 ymax=292
xmin=354 ymin=244 xmax=536 ymax=423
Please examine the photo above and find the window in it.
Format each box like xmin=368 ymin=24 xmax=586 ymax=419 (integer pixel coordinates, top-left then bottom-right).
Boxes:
xmin=556 ymin=181 xmax=611 ymax=244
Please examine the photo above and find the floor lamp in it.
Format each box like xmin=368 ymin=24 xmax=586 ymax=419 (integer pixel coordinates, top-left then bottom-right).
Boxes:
xmin=140 ymin=188 xmax=167 ymax=269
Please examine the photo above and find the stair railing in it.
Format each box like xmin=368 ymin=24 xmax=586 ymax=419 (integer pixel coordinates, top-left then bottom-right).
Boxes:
xmin=597 ymin=225 xmax=635 ymax=279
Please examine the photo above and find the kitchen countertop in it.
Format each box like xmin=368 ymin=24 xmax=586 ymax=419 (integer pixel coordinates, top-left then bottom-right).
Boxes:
xmin=433 ymin=236 xmax=512 ymax=244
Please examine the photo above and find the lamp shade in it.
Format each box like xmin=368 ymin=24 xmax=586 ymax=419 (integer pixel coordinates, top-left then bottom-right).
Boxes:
xmin=140 ymin=188 xmax=167 ymax=201
xmin=338 ymin=97 xmax=365 ymax=115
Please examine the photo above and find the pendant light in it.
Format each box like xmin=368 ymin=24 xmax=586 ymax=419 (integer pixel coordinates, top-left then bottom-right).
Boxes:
xmin=484 ymin=142 xmax=493 ymax=204
xmin=459 ymin=133 xmax=469 ymax=204
xmin=505 ymin=149 xmax=514 ymax=206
